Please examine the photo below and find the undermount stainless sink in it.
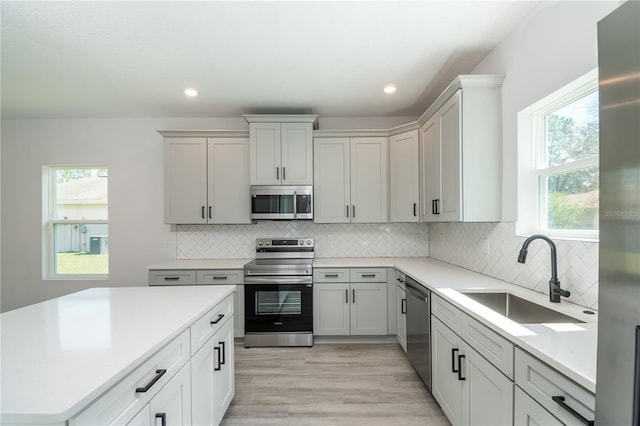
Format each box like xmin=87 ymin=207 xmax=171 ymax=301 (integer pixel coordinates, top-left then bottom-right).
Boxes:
xmin=462 ymin=292 xmax=585 ymax=324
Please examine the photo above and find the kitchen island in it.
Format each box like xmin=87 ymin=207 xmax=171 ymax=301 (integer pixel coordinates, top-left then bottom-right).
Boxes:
xmin=1 ymin=285 xmax=236 ymax=425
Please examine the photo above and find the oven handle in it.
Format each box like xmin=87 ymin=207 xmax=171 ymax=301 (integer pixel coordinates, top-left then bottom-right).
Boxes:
xmin=244 ymin=276 xmax=313 ymax=285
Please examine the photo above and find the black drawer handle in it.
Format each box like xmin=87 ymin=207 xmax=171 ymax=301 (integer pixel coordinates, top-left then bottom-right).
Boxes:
xmin=457 ymin=354 xmax=466 ymax=381
xmin=413 ymin=203 xmax=417 ymax=216
xmin=202 ymin=206 xmax=205 ymax=219
xmin=163 ymin=276 xmax=180 ymax=281
xmin=361 ymin=274 xmax=376 ymax=278
xmin=212 ymin=276 xmax=228 ymax=280
xmin=214 ymin=346 xmax=221 ymax=371
xmin=136 ymin=369 xmax=167 ymax=393
xmin=401 ymin=298 xmax=406 ymax=314
xmin=451 ymin=348 xmax=459 ymax=373
xmin=155 ymin=413 xmax=166 ymax=426
xmin=352 ymin=289 xmax=355 ymax=303
xmin=210 ymin=314 xmax=225 ymax=325
xmin=397 ymin=277 xmax=404 ymax=283
xmin=345 ymin=289 xmax=349 ymax=304
xmin=325 ymin=274 xmax=339 ymax=278
xmin=552 ymin=396 xmax=594 ymax=426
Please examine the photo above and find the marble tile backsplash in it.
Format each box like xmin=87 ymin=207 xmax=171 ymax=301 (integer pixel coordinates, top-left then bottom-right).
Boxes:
xmin=428 ymin=222 xmax=599 ymax=309
xmin=177 ymin=222 xmax=429 ymax=259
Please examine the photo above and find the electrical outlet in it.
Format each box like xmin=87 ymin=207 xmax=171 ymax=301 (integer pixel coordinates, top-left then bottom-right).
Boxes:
xmin=481 ymin=239 xmax=490 ymax=255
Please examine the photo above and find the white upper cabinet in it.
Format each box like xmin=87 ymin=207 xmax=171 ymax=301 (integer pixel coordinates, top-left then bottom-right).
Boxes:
xmin=314 ymin=136 xmax=388 ymax=223
xmin=163 ymin=136 xmax=251 ymax=224
xmin=389 ymin=129 xmax=420 ymax=222
xmin=420 ymin=75 xmax=503 ymax=222
xmin=245 ymin=115 xmax=317 ymax=185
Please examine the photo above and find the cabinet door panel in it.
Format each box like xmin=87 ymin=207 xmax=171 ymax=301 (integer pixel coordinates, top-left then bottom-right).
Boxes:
xmin=281 ymin=123 xmax=313 ymax=185
xmin=149 ymin=362 xmax=191 ymax=426
xmin=164 ymin=138 xmax=207 ymax=224
xmin=350 ymin=283 xmax=387 ymax=335
xmin=313 ymin=138 xmax=351 ymax=223
xmin=350 ymin=137 xmax=388 ymax=223
xmin=208 ymin=138 xmax=251 ymax=224
xmin=397 ymin=286 xmax=407 ymax=353
xmin=313 ymin=283 xmax=350 ymax=335
xmin=464 ymin=344 xmax=513 ymax=426
xmin=432 ymin=317 xmax=463 ymax=426
xmin=250 ymin=123 xmax=281 ymax=185
xmin=420 ymin=117 xmax=440 ymax=222
xmin=438 ymin=90 xmax=462 ymax=221
xmin=212 ymin=319 xmax=235 ymax=425
xmin=514 ymin=386 xmax=563 ymax=426
xmin=390 ymin=130 xmax=419 ymax=222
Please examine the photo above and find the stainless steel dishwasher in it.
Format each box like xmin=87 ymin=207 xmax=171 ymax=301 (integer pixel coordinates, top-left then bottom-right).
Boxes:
xmin=405 ymin=275 xmax=431 ymax=391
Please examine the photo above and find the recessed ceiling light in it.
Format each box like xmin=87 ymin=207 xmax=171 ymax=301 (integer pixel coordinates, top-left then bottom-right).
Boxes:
xmin=383 ymin=84 xmax=397 ymax=95
xmin=184 ymin=88 xmax=198 ymax=97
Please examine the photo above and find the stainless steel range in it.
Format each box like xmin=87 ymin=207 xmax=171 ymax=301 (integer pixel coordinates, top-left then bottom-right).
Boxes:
xmin=243 ymin=238 xmax=314 ymax=347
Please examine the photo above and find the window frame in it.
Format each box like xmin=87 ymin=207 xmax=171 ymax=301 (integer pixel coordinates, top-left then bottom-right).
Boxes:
xmin=43 ymin=165 xmax=109 ymax=280
xmin=517 ymin=69 xmax=599 ymax=241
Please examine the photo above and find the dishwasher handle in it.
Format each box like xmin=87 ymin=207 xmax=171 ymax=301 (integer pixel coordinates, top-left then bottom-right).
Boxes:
xmin=405 ymin=279 xmax=429 ymax=302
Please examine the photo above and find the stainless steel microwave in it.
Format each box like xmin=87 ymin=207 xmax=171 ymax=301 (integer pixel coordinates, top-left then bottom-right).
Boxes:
xmin=250 ymin=186 xmax=313 ymax=220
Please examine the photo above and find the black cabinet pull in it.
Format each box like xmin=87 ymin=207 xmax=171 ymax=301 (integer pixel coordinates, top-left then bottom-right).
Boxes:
xmin=163 ymin=276 xmax=179 ymax=281
xmin=435 ymin=199 xmax=440 ymax=215
xmin=352 ymin=205 xmax=356 ymax=218
xmin=283 ymin=166 xmax=286 ymax=180
xmin=214 ymin=346 xmax=221 ymax=371
xmin=136 ymin=369 xmax=166 ymax=393
xmin=209 ymin=206 xmax=212 ymax=219
xmin=396 ymin=277 xmax=404 ymax=283
xmin=352 ymin=289 xmax=356 ymax=303
xmin=155 ymin=413 xmax=167 ymax=426
xmin=552 ymin=396 xmax=594 ymax=426
xmin=325 ymin=274 xmax=339 ymax=278
xmin=451 ymin=348 xmax=459 ymax=373
xmin=345 ymin=289 xmax=349 ymax=304
xmin=401 ymin=298 xmax=406 ymax=314
xmin=276 ymin=166 xmax=280 ymax=180
xmin=212 ymin=276 xmax=228 ymax=280
xmin=346 ymin=205 xmax=349 ymax=218
xmin=413 ymin=203 xmax=417 ymax=216
xmin=362 ymin=274 xmax=376 ymax=278
xmin=219 ymin=341 xmax=226 ymax=365
xmin=457 ymin=354 xmax=466 ymax=381
xmin=202 ymin=206 xmax=205 ymax=219
xmin=210 ymin=314 xmax=225 ymax=325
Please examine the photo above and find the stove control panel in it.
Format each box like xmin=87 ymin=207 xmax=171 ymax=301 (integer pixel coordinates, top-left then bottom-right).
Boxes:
xmin=255 ymin=238 xmax=314 ymax=249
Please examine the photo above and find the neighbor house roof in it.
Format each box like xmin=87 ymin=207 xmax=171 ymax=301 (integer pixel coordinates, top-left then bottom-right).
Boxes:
xmin=57 ymin=177 xmax=108 ymax=203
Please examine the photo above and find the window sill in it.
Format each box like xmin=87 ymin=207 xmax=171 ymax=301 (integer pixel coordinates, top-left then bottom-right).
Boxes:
xmin=45 ymin=275 xmax=109 ymax=281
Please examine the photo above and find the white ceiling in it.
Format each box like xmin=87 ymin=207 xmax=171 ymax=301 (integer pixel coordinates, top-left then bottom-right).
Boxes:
xmin=1 ymin=1 xmax=540 ymax=120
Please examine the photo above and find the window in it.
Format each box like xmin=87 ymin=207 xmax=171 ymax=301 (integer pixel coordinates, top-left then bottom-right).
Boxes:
xmin=43 ymin=166 xmax=108 ymax=278
xmin=518 ymin=70 xmax=599 ymax=240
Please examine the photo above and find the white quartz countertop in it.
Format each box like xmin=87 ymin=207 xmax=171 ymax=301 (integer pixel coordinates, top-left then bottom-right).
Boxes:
xmin=1 ymin=285 xmax=236 ymax=424
xmin=315 ymin=257 xmax=598 ymax=393
xmin=147 ymin=258 xmax=252 ymax=270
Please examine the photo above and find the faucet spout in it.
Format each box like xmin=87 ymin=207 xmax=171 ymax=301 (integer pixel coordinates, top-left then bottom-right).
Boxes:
xmin=517 ymin=234 xmax=570 ymax=303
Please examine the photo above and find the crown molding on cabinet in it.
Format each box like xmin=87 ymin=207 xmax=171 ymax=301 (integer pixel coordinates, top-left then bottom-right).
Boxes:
xmin=243 ymin=114 xmax=319 ymax=129
xmin=157 ymin=130 xmax=250 ymax=138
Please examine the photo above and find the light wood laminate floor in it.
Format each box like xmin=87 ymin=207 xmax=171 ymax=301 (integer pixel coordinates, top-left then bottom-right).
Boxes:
xmin=221 ymin=343 xmax=450 ymax=426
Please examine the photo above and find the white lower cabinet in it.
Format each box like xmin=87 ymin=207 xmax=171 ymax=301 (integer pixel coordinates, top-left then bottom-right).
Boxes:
xmin=192 ymin=316 xmax=235 ymax=426
xmin=313 ymin=282 xmax=388 ymax=336
xmin=147 ymin=362 xmax=192 ymax=426
xmin=514 ymin=386 xmax=563 ymax=426
xmin=432 ymin=317 xmax=513 ymax=426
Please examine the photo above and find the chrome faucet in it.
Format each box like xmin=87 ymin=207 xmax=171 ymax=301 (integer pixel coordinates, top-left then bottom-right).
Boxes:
xmin=517 ymin=234 xmax=570 ymax=303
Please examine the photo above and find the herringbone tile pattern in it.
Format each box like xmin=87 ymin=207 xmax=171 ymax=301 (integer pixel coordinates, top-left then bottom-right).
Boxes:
xmin=429 ymin=222 xmax=599 ymax=309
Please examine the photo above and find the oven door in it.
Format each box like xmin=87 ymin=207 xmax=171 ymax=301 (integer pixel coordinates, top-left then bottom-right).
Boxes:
xmin=244 ymin=281 xmax=313 ymax=333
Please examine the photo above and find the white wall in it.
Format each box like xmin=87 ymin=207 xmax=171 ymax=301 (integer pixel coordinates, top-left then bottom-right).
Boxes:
xmin=0 ymin=116 xmax=416 ymax=311
xmin=428 ymin=1 xmax=618 ymax=309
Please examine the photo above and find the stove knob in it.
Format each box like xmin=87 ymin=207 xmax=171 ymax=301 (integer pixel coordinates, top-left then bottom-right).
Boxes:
xmin=266 ymin=241 xmax=270 ymax=246
xmin=306 ymin=240 xmax=312 ymax=245
xmin=299 ymin=240 xmax=304 ymax=245
xmin=258 ymin=241 xmax=263 ymax=246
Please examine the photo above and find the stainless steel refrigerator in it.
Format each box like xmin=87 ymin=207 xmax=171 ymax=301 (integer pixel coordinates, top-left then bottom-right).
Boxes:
xmin=595 ymin=2 xmax=640 ymax=425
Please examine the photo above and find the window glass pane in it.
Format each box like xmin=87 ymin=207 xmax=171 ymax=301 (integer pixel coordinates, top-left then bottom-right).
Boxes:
xmin=544 ymin=91 xmax=599 ymax=167
xmin=54 ymin=223 xmax=109 ymax=274
xmin=542 ymin=166 xmax=599 ymax=230
xmin=54 ymin=168 xmax=108 ymax=220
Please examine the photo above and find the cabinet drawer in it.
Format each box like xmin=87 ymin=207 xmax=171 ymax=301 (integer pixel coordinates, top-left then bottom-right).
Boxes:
xmin=514 ymin=386 xmax=563 ymax=426
xmin=197 ymin=269 xmax=243 ymax=285
xmin=72 ymin=329 xmax=190 ymax=426
xmin=313 ymin=268 xmax=349 ymax=282
xmin=460 ymin=312 xmax=514 ymax=379
xmin=432 ymin=294 xmax=463 ymax=332
xmin=515 ymin=348 xmax=595 ymax=426
xmin=350 ymin=268 xmax=388 ymax=282
xmin=190 ymin=294 xmax=233 ymax=355
xmin=148 ymin=270 xmax=196 ymax=286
